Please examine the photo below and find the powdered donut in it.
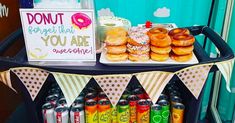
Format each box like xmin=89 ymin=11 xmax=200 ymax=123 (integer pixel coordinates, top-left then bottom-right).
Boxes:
xmin=71 ymin=13 xmax=92 ymax=29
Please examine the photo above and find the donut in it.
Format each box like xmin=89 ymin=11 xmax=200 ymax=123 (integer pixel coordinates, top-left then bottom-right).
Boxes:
xmin=106 ymin=45 xmax=127 ymax=54
xmin=168 ymin=28 xmax=190 ymax=37
xmin=150 ymin=34 xmax=171 ymax=47
xmin=128 ymin=26 xmax=148 ymax=35
xmin=105 ymin=36 xmax=127 ymax=46
xmin=106 ymin=27 xmax=127 ymax=37
xmin=127 ymin=43 xmax=150 ymax=54
xmin=129 ymin=53 xmax=150 ymax=62
xmin=150 ymin=52 xmax=169 ymax=61
xmin=147 ymin=27 xmax=168 ymax=37
xmin=106 ymin=53 xmax=128 ymax=61
xmin=151 ymin=46 xmax=171 ymax=54
xmin=71 ymin=13 xmax=92 ymax=29
xmin=172 ymin=34 xmax=195 ymax=46
xmin=128 ymin=33 xmax=150 ymax=46
xmin=172 ymin=45 xmax=194 ymax=55
xmin=171 ymin=53 xmax=193 ymax=62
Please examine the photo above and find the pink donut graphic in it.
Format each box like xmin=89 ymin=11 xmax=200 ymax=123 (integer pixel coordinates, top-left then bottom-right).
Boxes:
xmin=71 ymin=13 xmax=92 ymax=29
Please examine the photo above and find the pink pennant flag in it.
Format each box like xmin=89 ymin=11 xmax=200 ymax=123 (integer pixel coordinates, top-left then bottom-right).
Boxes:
xmin=11 ymin=67 xmax=49 ymax=100
xmin=0 ymin=70 xmax=16 ymax=92
xmin=94 ymin=74 xmax=132 ymax=106
xmin=176 ymin=63 xmax=213 ymax=99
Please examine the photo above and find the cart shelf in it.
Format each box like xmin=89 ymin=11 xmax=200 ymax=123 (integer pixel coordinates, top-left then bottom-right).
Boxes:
xmin=0 ymin=26 xmax=234 ymax=123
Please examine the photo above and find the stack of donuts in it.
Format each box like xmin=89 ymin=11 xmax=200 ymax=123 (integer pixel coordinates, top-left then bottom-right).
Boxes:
xmin=169 ymin=28 xmax=195 ymax=62
xmin=105 ymin=27 xmax=128 ymax=61
xmin=127 ymin=27 xmax=150 ymax=61
xmin=147 ymin=27 xmax=172 ymax=61
xmin=104 ymin=26 xmax=195 ymax=62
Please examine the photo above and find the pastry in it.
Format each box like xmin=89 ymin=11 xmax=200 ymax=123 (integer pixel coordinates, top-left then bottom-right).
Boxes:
xmin=128 ymin=53 xmax=150 ymax=61
xmin=106 ymin=45 xmax=127 ymax=54
xmin=127 ymin=43 xmax=150 ymax=54
xmin=105 ymin=27 xmax=128 ymax=61
xmin=147 ymin=27 xmax=168 ymax=37
xmin=150 ymin=52 xmax=169 ymax=61
xmin=172 ymin=45 xmax=194 ymax=55
xmin=106 ymin=53 xmax=128 ymax=61
xmin=150 ymin=34 xmax=171 ymax=47
xmin=128 ymin=26 xmax=148 ymax=35
xmin=168 ymin=28 xmax=190 ymax=37
xmin=128 ymin=33 xmax=150 ymax=46
xmin=106 ymin=27 xmax=127 ymax=37
xmin=170 ymin=52 xmax=193 ymax=62
xmin=105 ymin=36 xmax=127 ymax=46
xmin=172 ymin=34 xmax=195 ymax=46
xmin=151 ymin=46 xmax=171 ymax=55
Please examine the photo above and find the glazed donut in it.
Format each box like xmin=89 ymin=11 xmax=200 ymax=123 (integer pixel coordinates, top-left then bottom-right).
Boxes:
xmin=106 ymin=53 xmax=128 ymax=61
xmin=128 ymin=33 xmax=150 ymax=46
xmin=127 ymin=43 xmax=150 ymax=54
xmin=105 ymin=36 xmax=127 ymax=46
xmin=171 ymin=53 xmax=193 ymax=62
xmin=147 ymin=27 xmax=168 ymax=37
xmin=150 ymin=52 xmax=169 ymax=61
xmin=128 ymin=53 xmax=150 ymax=62
xmin=151 ymin=46 xmax=171 ymax=54
xmin=172 ymin=45 xmax=194 ymax=55
xmin=150 ymin=34 xmax=171 ymax=47
xmin=172 ymin=34 xmax=195 ymax=46
xmin=106 ymin=45 xmax=127 ymax=54
xmin=168 ymin=28 xmax=190 ymax=37
xmin=72 ymin=13 xmax=92 ymax=29
xmin=106 ymin=27 xmax=127 ymax=37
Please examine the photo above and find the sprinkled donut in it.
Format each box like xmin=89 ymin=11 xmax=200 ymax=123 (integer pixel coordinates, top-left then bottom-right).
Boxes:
xmin=71 ymin=13 xmax=92 ymax=29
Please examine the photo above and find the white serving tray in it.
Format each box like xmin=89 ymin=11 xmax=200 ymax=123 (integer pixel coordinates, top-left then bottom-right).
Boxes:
xmin=100 ymin=51 xmax=199 ymax=66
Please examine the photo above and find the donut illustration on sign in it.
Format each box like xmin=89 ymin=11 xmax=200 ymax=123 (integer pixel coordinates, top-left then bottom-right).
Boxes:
xmin=71 ymin=12 xmax=92 ymax=29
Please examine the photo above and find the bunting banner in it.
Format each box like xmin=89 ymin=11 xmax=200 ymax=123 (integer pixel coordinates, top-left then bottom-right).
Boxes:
xmin=11 ymin=67 xmax=49 ymax=100
xmin=0 ymin=70 xmax=16 ymax=92
xmin=215 ymin=58 xmax=234 ymax=92
xmin=94 ymin=74 xmax=132 ymax=106
xmin=135 ymin=71 xmax=174 ymax=104
xmin=175 ymin=63 xmax=213 ymax=99
xmin=52 ymin=72 xmax=92 ymax=107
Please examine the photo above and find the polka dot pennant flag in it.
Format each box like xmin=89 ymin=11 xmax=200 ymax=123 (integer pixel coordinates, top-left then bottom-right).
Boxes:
xmin=94 ymin=74 xmax=132 ymax=106
xmin=0 ymin=70 xmax=16 ymax=92
xmin=175 ymin=63 xmax=213 ymax=99
xmin=135 ymin=71 xmax=174 ymax=104
xmin=215 ymin=58 xmax=234 ymax=92
xmin=11 ymin=67 xmax=49 ymax=100
xmin=52 ymin=72 xmax=92 ymax=107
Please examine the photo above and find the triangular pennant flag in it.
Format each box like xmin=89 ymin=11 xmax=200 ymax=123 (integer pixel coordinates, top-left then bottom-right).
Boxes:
xmin=11 ymin=67 xmax=49 ymax=100
xmin=0 ymin=70 xmax=16 ymax=92
xmin=176 ymin=63 xmax=213 ymax=99
xmin=94 ymin=74 xmax=132 ymax=106
xmin=135 ymin=71 xmax=174 ymax=103
xmin=52 ymin=72 xmax=92 ymax=107
xmin=215 ymin=58 xmax=234 ymax=92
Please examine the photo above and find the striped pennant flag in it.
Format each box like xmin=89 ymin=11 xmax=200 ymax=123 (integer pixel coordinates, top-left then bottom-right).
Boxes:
xmin=176 ymin=63 xmax=213 ymax=99
xmin=135 ymin=71 xmax=174 ymax=104
xmin=94 ymin=74 xmax=132 ymax=106
xmin=11 ymin=67 xmax=49 ymax=100
xmin=215 ymin=58 xmax=234 ymax=92
xmin=52 ymin=72 xmax=92 ymax=107
xmin=0 ymin=70 xmax=16 ymax=92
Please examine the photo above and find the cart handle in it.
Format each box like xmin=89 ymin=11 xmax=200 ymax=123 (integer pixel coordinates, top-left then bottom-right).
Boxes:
xmin=188 ymin=26 xmax=234 ymax=62
xmin=0 ymin=26 xmax=234 ymax=67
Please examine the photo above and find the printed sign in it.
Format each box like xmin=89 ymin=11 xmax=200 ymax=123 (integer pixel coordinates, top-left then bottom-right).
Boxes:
xmin=20 ymin=9 xmax=96 ymax=63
